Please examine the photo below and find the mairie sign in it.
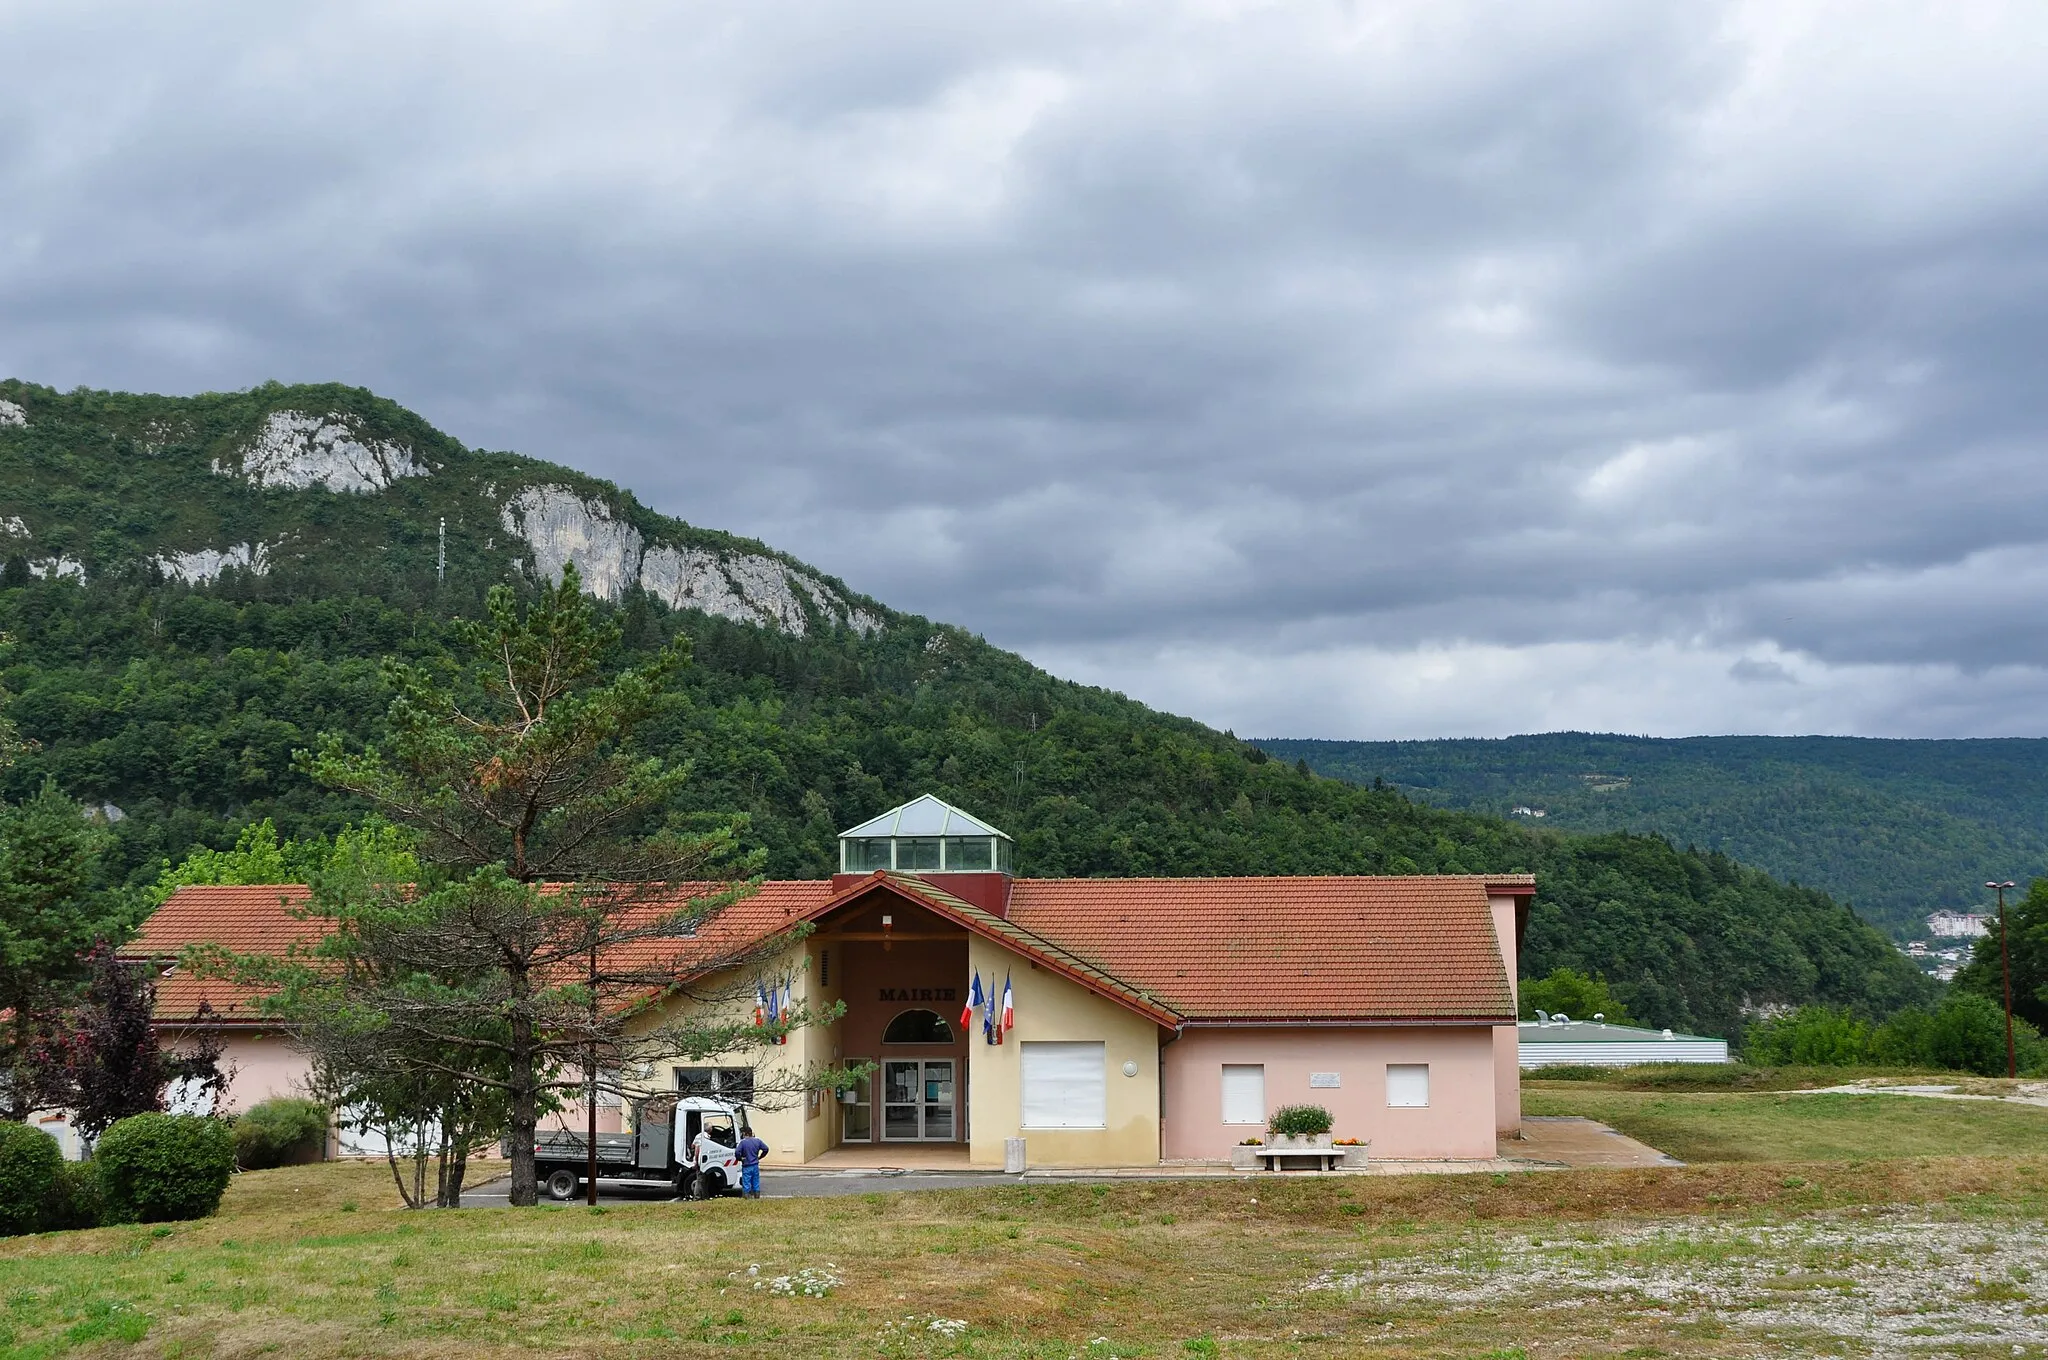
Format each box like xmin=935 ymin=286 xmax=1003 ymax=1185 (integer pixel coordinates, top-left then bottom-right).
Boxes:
xmin=878 ymin=987 xmax=958 ymax=1003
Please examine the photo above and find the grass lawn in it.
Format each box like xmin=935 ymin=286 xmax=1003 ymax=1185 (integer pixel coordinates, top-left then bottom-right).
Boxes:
xmin=4 ymin=1156 xmax=2047 ymax=1358
xmin=1523 ymin=1085 xmax=2048 ymax=1163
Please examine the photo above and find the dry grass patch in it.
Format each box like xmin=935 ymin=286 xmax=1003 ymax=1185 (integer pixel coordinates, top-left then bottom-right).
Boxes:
xmin=0 ymin=1157 xmax=2043 ymax=1358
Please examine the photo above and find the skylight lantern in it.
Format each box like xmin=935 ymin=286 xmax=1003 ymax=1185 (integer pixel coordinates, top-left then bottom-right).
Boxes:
xmin=838 ymin=794 xmax=1015 ymax=877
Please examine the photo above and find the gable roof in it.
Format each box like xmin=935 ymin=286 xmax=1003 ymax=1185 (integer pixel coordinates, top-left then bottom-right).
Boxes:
xmin=1006 ymin=875 xmax=1523 ymax=1024
xmin=131 ymin=872 xmax=1528 ymax=1028
xmin=839 ymin=795 xmax=1011 ymax=841
xmin=119 ymin=884 xmax=322 ymax=1024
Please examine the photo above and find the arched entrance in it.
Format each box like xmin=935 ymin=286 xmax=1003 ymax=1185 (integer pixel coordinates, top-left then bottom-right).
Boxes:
xmin=881 ymin=1009 xmax=957 ymax=1141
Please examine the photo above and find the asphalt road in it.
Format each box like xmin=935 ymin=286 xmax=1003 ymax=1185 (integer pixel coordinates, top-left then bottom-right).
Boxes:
xmin=457 ymin=1168 xmax=1105 ymax=1205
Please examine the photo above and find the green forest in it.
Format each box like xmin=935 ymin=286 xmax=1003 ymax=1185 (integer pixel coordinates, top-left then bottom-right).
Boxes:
xmin=0 ymin=379 xmax=1939 ymax=1040
xmin=1260 ymin=734 xmax=2048 ymax=937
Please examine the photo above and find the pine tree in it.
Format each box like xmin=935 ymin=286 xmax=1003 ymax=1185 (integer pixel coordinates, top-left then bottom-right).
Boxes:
xmin=228 ymin=567 xmax=840 ymax=1206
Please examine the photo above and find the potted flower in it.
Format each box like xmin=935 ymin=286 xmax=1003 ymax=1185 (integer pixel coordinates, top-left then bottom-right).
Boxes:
xmin=1333 ymin=1136 xmax=1370 ymax=1168
xmin=1229 ymin=1136 xmax=1264 ymax=1170
xmin=1267 ymin=1104 xmax=1334 ymax=1150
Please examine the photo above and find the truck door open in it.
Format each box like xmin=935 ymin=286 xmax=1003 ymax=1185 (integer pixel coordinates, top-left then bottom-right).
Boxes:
xmin=635 ymin=1096 xmax=675 ymax=1174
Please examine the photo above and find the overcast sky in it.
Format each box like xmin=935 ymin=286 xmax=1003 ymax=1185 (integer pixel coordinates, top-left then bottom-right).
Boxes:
xmin=5 ymin=1 xmax=2047 ymax=740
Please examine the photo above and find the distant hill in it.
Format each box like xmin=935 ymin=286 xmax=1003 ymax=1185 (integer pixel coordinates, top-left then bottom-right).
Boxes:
xmin=1259 ymin=734 xmax=2048 ymax=938
xmin=0 ymin=379 xmax=1936 ymax=1037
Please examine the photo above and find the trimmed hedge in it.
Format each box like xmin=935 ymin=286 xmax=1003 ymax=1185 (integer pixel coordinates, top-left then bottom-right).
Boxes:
xmin=234 ymin=1097 xmax=329 ymax=1170
xmin=0 ymin=1121 xmax=61 ymax=1236
xmin=95 ymin=1114 xmax=235 ymax=1224
xmin=46 ymin=1158 xmax=103 ymax=1231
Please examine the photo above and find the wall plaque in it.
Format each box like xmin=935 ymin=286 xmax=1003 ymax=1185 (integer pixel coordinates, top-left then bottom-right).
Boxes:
xmin=1308 ymin=1071 xmax=1341 ymax=1089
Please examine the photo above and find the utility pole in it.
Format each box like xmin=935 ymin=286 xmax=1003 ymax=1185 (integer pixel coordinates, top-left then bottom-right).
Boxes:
xmin=1987 ymin=880 xmax=2018 ymax=1079
xmin=587 ymin=928 xmax=600 ymax=1207
xmin=437 ymin=517 xmax=446 ymax=584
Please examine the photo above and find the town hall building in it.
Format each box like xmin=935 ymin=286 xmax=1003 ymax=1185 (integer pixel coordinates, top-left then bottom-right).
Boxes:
xmin=131 ymin=796 xmax=1534 ymax=1166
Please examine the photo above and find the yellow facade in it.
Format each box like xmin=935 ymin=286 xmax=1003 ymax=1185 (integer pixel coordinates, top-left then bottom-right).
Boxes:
xmin=963 ymin=935 xmax=1162 ymax=1167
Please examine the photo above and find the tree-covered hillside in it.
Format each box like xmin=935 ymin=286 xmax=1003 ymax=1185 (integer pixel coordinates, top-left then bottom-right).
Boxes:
xmin=0 ymin=379 xmax=1935 ymax=1039
xmin=1260 ymin=734 xmax=2048 ymax=938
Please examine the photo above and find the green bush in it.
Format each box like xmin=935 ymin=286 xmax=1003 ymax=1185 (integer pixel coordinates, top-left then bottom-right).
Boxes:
xmin=45 ymin=1158 xmax=103 ymax=1231
xmin=0 ymin=1121 xmax=62 ymax=1236
xmin=95 ymin=1114 xmax=235 ymax=1224
xmin=1267 ymin=1104 xmax=1334 ymax=1138
xmin=233 ymin=1097 xmax=329 ymax=1170
xmin=1744 ymin=1005 xmax=1871 ymax=1066
xmin=1519 ymin=967 xmax=1633 ymax=1024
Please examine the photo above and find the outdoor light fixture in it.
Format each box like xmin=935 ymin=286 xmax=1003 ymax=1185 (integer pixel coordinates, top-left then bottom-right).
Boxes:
xmin=882 ymin=913 xmax=893 ymax=952
xmin=1988 ymin=881 xmax=2018 ymax=1078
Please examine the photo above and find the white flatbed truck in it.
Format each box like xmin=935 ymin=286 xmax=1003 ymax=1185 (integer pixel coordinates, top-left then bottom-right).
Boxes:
xmin=528 ymin=1095 xmax=751 ymax=1201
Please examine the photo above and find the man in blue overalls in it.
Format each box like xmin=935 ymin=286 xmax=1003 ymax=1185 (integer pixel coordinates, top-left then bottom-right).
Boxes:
xmin=736 ymin=1129 xmax=769 ymax=1198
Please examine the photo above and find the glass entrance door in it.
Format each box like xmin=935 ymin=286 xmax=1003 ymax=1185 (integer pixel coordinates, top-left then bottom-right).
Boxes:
xmin=881 ymin=1060 xmax=956 ymax=1141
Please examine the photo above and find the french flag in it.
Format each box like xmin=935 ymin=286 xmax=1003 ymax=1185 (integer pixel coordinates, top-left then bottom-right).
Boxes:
xmin=961 ymin=970 xmax=984 ymax=1029
xmin=754 ymin=980 xmax=769 ymax=1029
xmin=1000 ymin=971 xmax=1015 ymax=1038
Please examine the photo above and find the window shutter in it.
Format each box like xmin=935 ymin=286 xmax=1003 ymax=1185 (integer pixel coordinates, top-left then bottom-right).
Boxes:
xmin=1220 ymin=1064 xmax=1265 ymax=1124
xmin=1386 ymin=1063 xmax=1430 ymax=1108
xmin=1020 ymin=1041 xmax=1106 ymax=1128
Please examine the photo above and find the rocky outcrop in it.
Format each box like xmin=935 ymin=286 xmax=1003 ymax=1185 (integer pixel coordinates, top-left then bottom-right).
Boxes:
xmin=501 ymin=484 xmax=883 ymax=637
xmin=217 ymin=411 xmax=427 ymax=494
xmin=0 ymin=400 xmax=26 ymax=428
xmin=156 ymin=542 xmax=270 ymax=584
xmin=499 ymin=485 xmax=645 ymax=603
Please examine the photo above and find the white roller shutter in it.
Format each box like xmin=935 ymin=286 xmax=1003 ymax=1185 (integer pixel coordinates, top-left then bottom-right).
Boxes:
xmin=1386 ymin=1063 xmax=1430 ymax=1108
xmin=1021 ymin=1041 xmax=1106 ymax=1129
xmin=1220 ymin=1064 xmax=1265 ymax=1125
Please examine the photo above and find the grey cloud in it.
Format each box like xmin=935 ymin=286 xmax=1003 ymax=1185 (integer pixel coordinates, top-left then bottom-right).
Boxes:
xmin=4 ymin=1 xmax=2048 ymax=737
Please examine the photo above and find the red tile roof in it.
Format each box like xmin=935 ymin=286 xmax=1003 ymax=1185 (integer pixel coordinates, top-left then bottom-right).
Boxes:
xmin=131 ymin=873 xmax=1527 ymax=1028
xmin=120 ymin=885 xmax=321 ymax=1023
xmin=1007 ymin=875 xmax=1523 ymax=1023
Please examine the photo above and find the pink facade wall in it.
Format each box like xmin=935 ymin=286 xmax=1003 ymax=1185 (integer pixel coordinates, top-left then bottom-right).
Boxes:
xmin=1489 ymin=892 xmax=1522 ymax=1135
xmin=214 ymin=1033 xmax=312 ymax=1114
xmin=1161 ymin=1026 xmax=1499 ymax=1161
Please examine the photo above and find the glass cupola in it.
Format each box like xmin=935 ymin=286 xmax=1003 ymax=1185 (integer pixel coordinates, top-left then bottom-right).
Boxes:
xmin=838 ymin=795 xmax=1014 ymax=875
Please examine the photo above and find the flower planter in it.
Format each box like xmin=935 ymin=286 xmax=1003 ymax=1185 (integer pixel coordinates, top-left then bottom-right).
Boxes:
xmin=1229 ymin=1145 xmax=1261 ymax=1170
xmin=1338 ymin=1144 xmax=1370 ymax=1168
xmin=1270 ymin=1134 xmax=1333 ymax=1150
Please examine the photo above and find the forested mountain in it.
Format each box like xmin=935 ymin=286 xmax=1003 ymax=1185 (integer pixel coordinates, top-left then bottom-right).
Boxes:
xmin=1259 ymin=735 xmax=2048 ymax=938
xmin=0 ymin=379 xmax=1934 ymax=1039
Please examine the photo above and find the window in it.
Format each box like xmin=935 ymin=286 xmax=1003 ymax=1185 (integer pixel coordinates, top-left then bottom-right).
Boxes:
xmin=942 ymin=836 xmax=993 ymax=870
xmin=882 ymin=1009 xmax=954 ymax=1044
xmin=897 ymin=837 xmax=942 ymax=871
xmin=820 ymin=949 xmax=830 ymax=987
xmin=1021 ymin=1041 xmax=1106 ymax=1129
xmin=845 ymin=838 xmax=893 ymax=872
xmin=1387 ymin=1064 xmax=1430 ymax=1108
xmin=841 ymin=1062 xmax=871 ymax=1141
xmin=1220 ymin=1064 xmax=1265 ymax=1125
xmin=675 ymin=1066 xmax=755 ymax=1101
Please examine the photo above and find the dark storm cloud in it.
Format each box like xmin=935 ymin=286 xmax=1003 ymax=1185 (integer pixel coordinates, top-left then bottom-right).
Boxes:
xmin=4 ymin=1 xmax=2047 ymax=737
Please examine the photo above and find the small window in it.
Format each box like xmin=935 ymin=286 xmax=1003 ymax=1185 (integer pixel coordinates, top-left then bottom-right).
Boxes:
xmin=897 ymin=837 xmax=942 ymax=871
xmin=1220 ymin=1064 xmax=1265 ymax=1125
xmin=882 ymin=1009 xmax=954 ymax=1044
xmin=820 ymin=949 xmax=830 ymax=987
xmin=942 ymin=836 xmax=993 ymax=871
xmin=845 ymin=838 xmax=893 ymax=872
xmin=996 ymin=839 xmax=1014 ymax=873
xmin=676 ymin=1066 xmax=756 ymax=1101
xmin=1021 ymin=1041 xmax=1106 ymax=1129
xmin=1387 ymin=1064 xmax=1430 ymax=1108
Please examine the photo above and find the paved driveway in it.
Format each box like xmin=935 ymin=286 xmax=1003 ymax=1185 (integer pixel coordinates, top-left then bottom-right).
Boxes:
xmin=458 ymin=1167 xmax=1097 ymax=1205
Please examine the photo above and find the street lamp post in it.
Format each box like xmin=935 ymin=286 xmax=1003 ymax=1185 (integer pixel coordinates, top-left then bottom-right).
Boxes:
xmin=1987 ymin=881 xmax=2018 ymax=1079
